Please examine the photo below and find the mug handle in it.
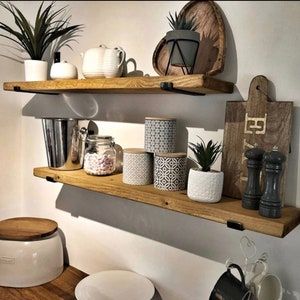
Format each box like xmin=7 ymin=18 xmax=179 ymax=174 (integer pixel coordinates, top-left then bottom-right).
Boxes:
xmin=250 ymin=260 xmax=268 ymax=285
xmin=115 ymin=47 xmax=125 ymax=68
xmin=228 ymin=263 xmax=246 ymax=286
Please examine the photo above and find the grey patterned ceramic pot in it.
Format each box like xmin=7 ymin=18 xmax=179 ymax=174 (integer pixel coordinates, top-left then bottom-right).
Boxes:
xmin=123 ymin=148 xmax=153 ymax=185
xmin=144 ymin=117 xmax=176 ymax=153
xmin=154 ymin=152 xmax=187 ymax=191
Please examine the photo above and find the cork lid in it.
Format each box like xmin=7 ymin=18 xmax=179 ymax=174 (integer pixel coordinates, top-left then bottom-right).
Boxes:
xmin=124 ymin=148 xmax=148 ymax=154
xmin=155 ymin=152 xmax=187 ymax=158
xmin=145 ymin=117 xmax=176 ymax=121
xmin=0 ymin=217 xmax=58 ymax=241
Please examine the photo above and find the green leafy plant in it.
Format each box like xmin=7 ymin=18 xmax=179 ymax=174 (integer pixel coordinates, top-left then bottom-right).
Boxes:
xmin=0 ymin=1 xmax=83 ymax=60
xmin=188 ymin=137 xmax=222 ymax=172
xmin=167 ymin=11 xmax=198 ymax=31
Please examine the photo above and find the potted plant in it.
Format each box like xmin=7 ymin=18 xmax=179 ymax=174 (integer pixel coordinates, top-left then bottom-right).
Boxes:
xmin=165 ymin=11 xmax=199 ymax=68
xmin=0 ymin=1 xmax=83 ymax=81
xmin=187 ymin=137 xmax=223 ymax=203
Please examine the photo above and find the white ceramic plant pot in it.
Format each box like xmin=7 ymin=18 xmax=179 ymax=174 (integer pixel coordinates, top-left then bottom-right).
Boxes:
xmin=24 ymin=60 xmax=48 ymax=81
xmin=187 ymin=168 xmax=224 ymax=203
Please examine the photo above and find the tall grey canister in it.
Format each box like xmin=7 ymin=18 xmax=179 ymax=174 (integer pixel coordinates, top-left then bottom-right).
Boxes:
xmin=144 ymin=117 xmax=176 ymax=153
xmin=123 ymin=148 xmax=153 ymax=185
xmin=154 ymin=152 xmax=187 ymax=191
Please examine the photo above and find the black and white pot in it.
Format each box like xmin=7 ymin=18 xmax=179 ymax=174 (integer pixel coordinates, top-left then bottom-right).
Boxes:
xmin=187 ymin=168 xmax=224 ymax=203
xmin=165 ymin=30 xmax=200 ymax=67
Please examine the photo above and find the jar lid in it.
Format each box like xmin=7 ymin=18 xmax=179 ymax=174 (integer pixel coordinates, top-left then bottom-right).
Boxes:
xmin=124 ymin=148 xmax=147 ymax=154
xmin=145 ymin=117 xmax=176 ymax=121
xmin=155 ymin=152 xmax=186 ymax=158
xmin=87 ymin=135 xmax=113 ymax=142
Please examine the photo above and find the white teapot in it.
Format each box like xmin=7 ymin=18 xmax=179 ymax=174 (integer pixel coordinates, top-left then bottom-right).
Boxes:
xmin=81 ymin=44 xmax=107 ymax=78
xmin=102 ymin=47 xmax=126 ymax=78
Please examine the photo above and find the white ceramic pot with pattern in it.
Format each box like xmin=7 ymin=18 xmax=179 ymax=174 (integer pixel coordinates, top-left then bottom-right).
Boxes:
xmin=123 ymin=148 xmax=153 ymax=185
xmin=187 ymin=168 xmax=224 ymax=203
xmin=144 ymin=117 xmax=176 ymax=153
xmin=154 ymin=152 xmax=186 ymax=191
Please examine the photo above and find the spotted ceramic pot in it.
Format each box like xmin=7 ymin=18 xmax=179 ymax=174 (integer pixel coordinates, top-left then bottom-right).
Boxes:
xmin=144 ymin=117 xmax=176 ymax=153
xmin=123 ymin=148 xmax=153 ymax=185
xmin=154 ymin=152 xmax=187 ymax=191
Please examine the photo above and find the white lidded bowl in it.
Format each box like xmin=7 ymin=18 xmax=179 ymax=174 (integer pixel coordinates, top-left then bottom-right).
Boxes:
xmin=75 ymin=270 xmax=155 ymax=300
xmin=0 ymin=217 xmax=64 ymax=287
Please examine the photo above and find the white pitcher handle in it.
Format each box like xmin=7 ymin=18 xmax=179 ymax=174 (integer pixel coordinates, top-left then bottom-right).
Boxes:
xmin=250 ymin=260 xmax=268 ymax=284
xmin=117 ymin=48 xmax=125 ymax=68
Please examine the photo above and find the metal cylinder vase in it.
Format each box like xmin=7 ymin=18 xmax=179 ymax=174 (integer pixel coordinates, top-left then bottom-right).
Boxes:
xmin=154 ymin=152 xmax=187 ymax=191
xmin=42 ymin=118 xmax=89 ymax=170
xmin=144 ymin=117 xmax=176 ymax=153
xmin=123 ymin=148 xmax=153 ymax=185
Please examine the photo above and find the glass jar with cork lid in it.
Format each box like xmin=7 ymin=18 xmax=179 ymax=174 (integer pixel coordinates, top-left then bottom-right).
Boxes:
xmin=84 ymin=135 xmax=116 ymax=175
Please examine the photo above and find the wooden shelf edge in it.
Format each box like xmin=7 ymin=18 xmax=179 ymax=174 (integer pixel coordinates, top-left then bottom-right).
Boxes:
xmin=33 ymin=167 xmax=300 ymax=238
xmin=3 ymin=74 xmax=234 ymax=95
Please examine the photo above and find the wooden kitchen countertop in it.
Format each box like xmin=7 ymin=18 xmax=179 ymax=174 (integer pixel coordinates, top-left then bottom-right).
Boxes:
xmin=0 ymin=265 xmax=87 ymax=300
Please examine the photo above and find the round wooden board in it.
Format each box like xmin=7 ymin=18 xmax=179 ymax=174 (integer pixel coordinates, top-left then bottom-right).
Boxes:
xmin=152 ymin=0 xmax=226 ymax=76
xmin=0 ymin=217 xmax=58 ymax=241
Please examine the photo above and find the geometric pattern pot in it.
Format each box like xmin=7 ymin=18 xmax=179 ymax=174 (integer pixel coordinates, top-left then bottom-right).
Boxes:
xmin=123 ymin=148 xmax=153 ymax=185
xmin=144 ymin=117 xmax=176 ymax=153
xmin=187 ymin=168 xmax=224 ymax=203
xmin=154 ymin=152 xmax=186 ymax=191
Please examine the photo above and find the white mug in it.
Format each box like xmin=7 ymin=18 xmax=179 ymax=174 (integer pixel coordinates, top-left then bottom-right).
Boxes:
xmin=102 ymin=46 xmax=125 ymax=78
xmin=249 ymin=260 xmax=282 ymax=300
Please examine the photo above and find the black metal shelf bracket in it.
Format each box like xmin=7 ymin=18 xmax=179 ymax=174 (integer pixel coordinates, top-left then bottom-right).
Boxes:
xmin=46 ymin=176 xmax=57 ymax=183
xmin=227 ymin=220 xmax=245 ymax=231
xmin=13 ymin=86 xmax=59 ymax=95
xmin=160 ymin=82 xmax=205 ymax=96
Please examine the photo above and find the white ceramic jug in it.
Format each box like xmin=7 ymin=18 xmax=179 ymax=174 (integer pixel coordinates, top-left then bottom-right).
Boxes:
xmin=81 ymin=44 xmax=107 ymax=78
xmin=102 ymin=47 xmax=125 ymax=78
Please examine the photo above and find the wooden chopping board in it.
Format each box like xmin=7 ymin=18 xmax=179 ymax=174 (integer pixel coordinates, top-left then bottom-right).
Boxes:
xmin=0 ymin=217 xmax=58 ymax=241
xmin=221 ymin=75 xmax=293 ymax=201
xmin=152 ymin=0 xmax=226 ymax=76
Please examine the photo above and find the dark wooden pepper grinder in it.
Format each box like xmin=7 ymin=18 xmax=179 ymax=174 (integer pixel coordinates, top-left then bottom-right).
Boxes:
xmin=242 ymin=146 xmax=265 ymax=210
xmin=259 ymin=147 xmax=286 ymax=218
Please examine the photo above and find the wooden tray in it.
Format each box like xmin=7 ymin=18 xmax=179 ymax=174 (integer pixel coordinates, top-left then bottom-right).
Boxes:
xmin=152 ymin=0 xmax=226 ymax=76
xmin=221 ymin=75 xmax=293 ymax=202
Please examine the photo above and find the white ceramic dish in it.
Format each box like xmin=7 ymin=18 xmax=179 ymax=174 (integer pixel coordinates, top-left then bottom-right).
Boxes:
xmin=75 ymin=270 xmax=155 ymax=300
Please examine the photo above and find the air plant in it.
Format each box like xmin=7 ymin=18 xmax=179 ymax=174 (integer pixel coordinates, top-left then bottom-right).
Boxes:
xmin=0 ymin=1 xmax=83 ymax=61
xmin=188 ymin=137 xmax=222 ymax=172
xmin=167 ymin=11 xmax=198 ymax=31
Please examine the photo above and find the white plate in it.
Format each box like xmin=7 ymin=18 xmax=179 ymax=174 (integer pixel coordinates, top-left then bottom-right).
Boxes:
xmin=75 ymin=270 xmax=155 ymax=300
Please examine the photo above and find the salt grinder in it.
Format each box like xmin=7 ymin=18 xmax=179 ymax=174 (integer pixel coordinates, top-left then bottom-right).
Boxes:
xmin=259 ymin=147 xmax=286 ymax=218
xmin=242 ymin=147 xmax=265 ymax=210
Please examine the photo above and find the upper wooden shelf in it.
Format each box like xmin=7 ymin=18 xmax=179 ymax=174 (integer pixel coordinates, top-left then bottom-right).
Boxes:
xmin=3 ymin=74 xmax=234 ymax=95
xmin=34 ymin=167 xmax=300 ymax=238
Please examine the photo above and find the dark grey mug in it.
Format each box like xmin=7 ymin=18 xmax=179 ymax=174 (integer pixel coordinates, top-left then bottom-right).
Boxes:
xmin=209 ymin=263 xmax=254 ymax=300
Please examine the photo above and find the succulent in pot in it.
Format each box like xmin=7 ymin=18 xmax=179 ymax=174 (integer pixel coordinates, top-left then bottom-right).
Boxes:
xmin=165 ymin=11 xmax=199 ymax=69
xmin=187 ymin=137 xmax=223 ymax=203
xmin=0 ymin=1 xmax=83 ymax=81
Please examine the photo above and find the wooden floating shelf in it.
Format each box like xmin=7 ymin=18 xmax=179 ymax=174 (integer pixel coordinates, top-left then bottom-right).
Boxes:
xmin=3 ymin=74 xmax=234 ymax=95
xmin=34 ymin=167 xmax=300 ymax=238
xmin=0 ymin=265 xmax=87 ymax=299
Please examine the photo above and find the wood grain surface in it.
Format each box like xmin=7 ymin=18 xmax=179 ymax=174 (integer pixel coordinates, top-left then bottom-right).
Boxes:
xmin=0 ymin=266 xmax=87 ymax=300
xmin=153 ymin=0 xmax=226 ymax=76
xmin=33 ymin=167 xmax=300 ymax=238
xmin=3 ymin=74 xmax=234 ymax=95
xmin=221 ymin=75 xmax=293 ymax=202
xmin=0 ymin=217 xmax=57 ymax=241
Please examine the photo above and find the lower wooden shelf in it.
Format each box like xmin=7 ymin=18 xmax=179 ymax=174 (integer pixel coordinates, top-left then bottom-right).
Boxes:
xmin=33 ymin=167 xmax=300 ymax=238
xmin=0 ymin=265 xmax=87 ymax=300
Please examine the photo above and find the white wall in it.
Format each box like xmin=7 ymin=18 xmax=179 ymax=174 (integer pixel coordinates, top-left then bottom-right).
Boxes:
xmin=1 ymin=1 xmax=300 ymax=299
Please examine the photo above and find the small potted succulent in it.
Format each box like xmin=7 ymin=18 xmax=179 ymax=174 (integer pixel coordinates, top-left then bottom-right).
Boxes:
xmin=0 ymin=1 xmax=83 ymax=81
xmin=187 ymin=137 xmax=223 ymax=203
xmin=166 ymin=11 xmax=199 ymax=68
